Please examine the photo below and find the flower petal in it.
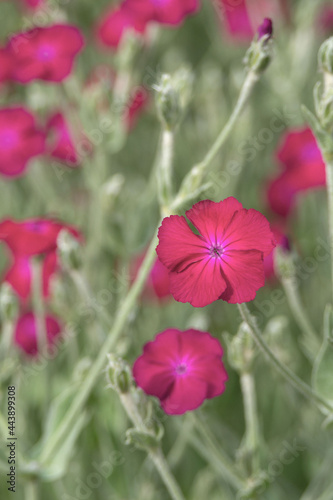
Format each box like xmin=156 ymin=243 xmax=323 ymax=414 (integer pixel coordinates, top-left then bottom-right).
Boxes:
xmin=223 ymin=208 xmax=275 ymax=257
xmin=169 ymin=257 xmax=227 ymax=307
xmin=156 ymin=214 xmax=207 ymax=272
xmin=161 ymin=376 xmax=208 ymax=415
xmin=220 ymin=249 xmax=265 ymax=303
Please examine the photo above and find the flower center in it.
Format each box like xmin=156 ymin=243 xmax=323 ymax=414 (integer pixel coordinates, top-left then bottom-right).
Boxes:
xmin=209 ymin=244 xmax=224 ymax=258
xmin=175 ymin=363 xmax=187 ymax=375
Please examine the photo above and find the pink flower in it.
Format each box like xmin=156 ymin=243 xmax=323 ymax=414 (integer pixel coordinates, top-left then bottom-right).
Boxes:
xmin=6 ymin=24 xmax=84 ymax=83
xmin=133 ymin=328 xmax=228 ymax=415
xmin=258 ymin=17 xmax=273 ymax=40
xmin=124 ymin=88 xmax=149 ymax=130
xmin=96 ymin=6 xmax=147 ymax=49
xmin=156 ymin=198 xmax=275 ymax=307
xmin=318 ymin=4 xmax=333 ymax=33
xmin=46 ymin=112 xmax=79 ymax=166
xmin=0 ymin=218 xmax=80 ymax=300
xmin=21 ymin=0 xmax=44 ymax=8
xmin=263 ymin=224 xmax=290 ymax=281
xmin=267 ymin=127 xmax=326 ymax=218
xmin=218 ymin=0 xmax=287 ymax=42
xmin=131 ymin=253 xmax=170 ymax=301
xmin=14 ymin=311 xmax=62 ymax=357
xmin=0 ymin=107 xmax=45 ymax=178
xmin=124 ymin=0 xmax=200 ymax=26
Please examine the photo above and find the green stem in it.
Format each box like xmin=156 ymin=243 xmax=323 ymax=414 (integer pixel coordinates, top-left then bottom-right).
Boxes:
xmin=238 ymin=303 xmax=333 ymax=414
xmin=25 ymin=479 xmax=38 ymax=500
xmin=189 ymin=413 xmax=247 ymax=491
xmin=172 ymin=70 xmax=259 ymax=210
xmin=158 ymin=128 xmax=174 ymax=213
xmin=31 ymin=260 xmax=47 ymax=356
xmin=324 ymin=158 xmax=333 ymax=302
xmin=282 ymin=276 xmax=319 ymax=355
xmin=2 ymin=320 xmax=14 ymax=356
xmin=200 ymin=70 xmax=259 ymax=171
xmin=120 ymin=392 xmax=185 ymax=500
xmin=39 ymin=227 xmax=159 ymax=465
xmin=240 ymin=371 xmax=261 ymax=474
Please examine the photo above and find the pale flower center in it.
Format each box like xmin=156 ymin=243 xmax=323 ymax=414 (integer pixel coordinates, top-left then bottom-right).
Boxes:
xmin=37 ymin=44 xmax=56 ymax=62
xmin=175 ymin=363 xmax=187 ymax=375
xmin=0 ymin=130 xmax=19 ymax=150
xmin=209 ymin=244 xmax=224 ymax=259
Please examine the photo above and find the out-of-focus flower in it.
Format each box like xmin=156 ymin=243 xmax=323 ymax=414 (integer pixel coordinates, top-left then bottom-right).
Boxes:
xmin=131 ymin=252 xmax=170 ymax=301
xmin=0 ymin=49 xmax=12 ymax=84
xmin=263 ymin=224 xmax=290 ymax=281
xmin=97 ymin=0 xmax=200 ymax=49
xmin=0 ymin=107 xmax=45 ymax=178
xmin=156 ymin=198 xmax=275 ymax=307
xmin=217 ymin=0 xmax=287 ymax=42
xmin=6 ymin=25 xmax=84 ymax=83
xmin=0 ymin=219 xmax=80 ymax=300
xmin=14 ymin=311 xmax=62 ymax=357
xmin=46 ymin=112 xmax=80 ymax=167
xmin=267 ymin=127 xmax=326 ymax=218
xmin=21 ymin=0 xmax=44 ymax=8
xmin=96 ymin=6 xmax=147 ymax=49
xmin=318 ymin=4 xmax=333 ymax=34
xmin=124 ymin=0 xmax=200 ymax=26
xmin=124 ymin=88 xmax=149 ymax=130
xmin=133 ymin=328 xmax=228 ymax=415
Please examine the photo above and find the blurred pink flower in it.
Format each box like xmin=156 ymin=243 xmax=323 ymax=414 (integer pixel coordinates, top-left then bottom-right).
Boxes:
xmin=267 ymin=127 xmax=326 ymax=218
xmin=131 ymin=252 xmax=170 ymax=301
xmin=14 ymin=311 xmax=62 ymax=357
xmin=156 ymin=198 xmax=275 ymax=307
xmin=97 ymin=0 xmax=200 ymax=49
xmin=318 ymin=3 xmax=333 ymax=33
xmin=6 ymin=24 xmax=84 ymax=83
xmin=46 ymin=112 xmax=80 ymax=167
xmin=124 ymin=88 xmax=149 ymax=130
xmin=133 ymin=328 xmax=228 ymax=415
xmin=21 ymin=0 xmax=44 ymax=8
xmin=0 ymin=218 xmax=80 ymax=300
xmin=96 ymin=6 xmax=147 ymax=49
xmin=0 ymin=107 xmax=45 ymax=178
xmin=263 ymin=224 xmax=290 ymax=281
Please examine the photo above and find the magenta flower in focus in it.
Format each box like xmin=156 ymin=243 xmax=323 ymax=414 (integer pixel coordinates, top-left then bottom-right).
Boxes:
xmin=14 ymin=311 xmax=62 ymax=357
xmin=0 ymin=218 xmax=81 ymax=300
xmin=133 ymin=328 xmax=228 ymax=415
xmin=46 ymin=112 xmax=80 ymax=167
xmin=156 ymin=198 xmax=275 ymax=307
xmin=267 ymin=127 xmax=326 ymax=218
xmin=0 ymin=107 xmax=45 ymax=178
xmin=6 ymin=25 xmax=84 ymax=83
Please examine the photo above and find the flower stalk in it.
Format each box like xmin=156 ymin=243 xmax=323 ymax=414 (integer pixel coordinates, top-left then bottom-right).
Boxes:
xmin=238 ymin=303 xmax=333 ymax=415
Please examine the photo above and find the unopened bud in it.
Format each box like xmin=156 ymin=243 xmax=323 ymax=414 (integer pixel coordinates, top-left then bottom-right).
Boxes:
xmin=319 ymin=37 xmax=333 ymax=75
xmin=244 ymin=19 xmax=274 ymax=74
xmin=224 ymin=322 xmax=256 ymax=373
xmin=125 ymin=428 xmax=160 ymax=451
xmin=154 ymin=68 xmax=194 ymax=130
xmin=274 ymin=246 xmax=295 ymax=280
xmin=107 ymin=354 xmax=132 ymax=394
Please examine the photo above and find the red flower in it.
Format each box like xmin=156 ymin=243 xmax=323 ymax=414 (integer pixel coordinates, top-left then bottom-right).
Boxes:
xmin=46 ymin=112 xmax=79 ymax=167
xmin=131 ymin=252 xmax=170 ymax=301
xmin=133 ymin=328 xmax=228 ymax=415
xmin=263 ymin=224 xmax=290 ymax=281
xmin=267 ymin=127 xmax=326 ymax=218
xmin=6 ymin=24 xmax=84 ymax=83
xmin=0 ymin=107 xmax=45 ymax=178
xmin=14 ymin=311 xmax=62 ymax=357
xmin=124 ymin=88 xmax=149 ymax=130
xmin=0 ymin=218 xmax=80 ymax=299
xmin=156 ymin=198 xmax=275 ymax=307
xmin=96 ymin=6 xmax=147 ymax=49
